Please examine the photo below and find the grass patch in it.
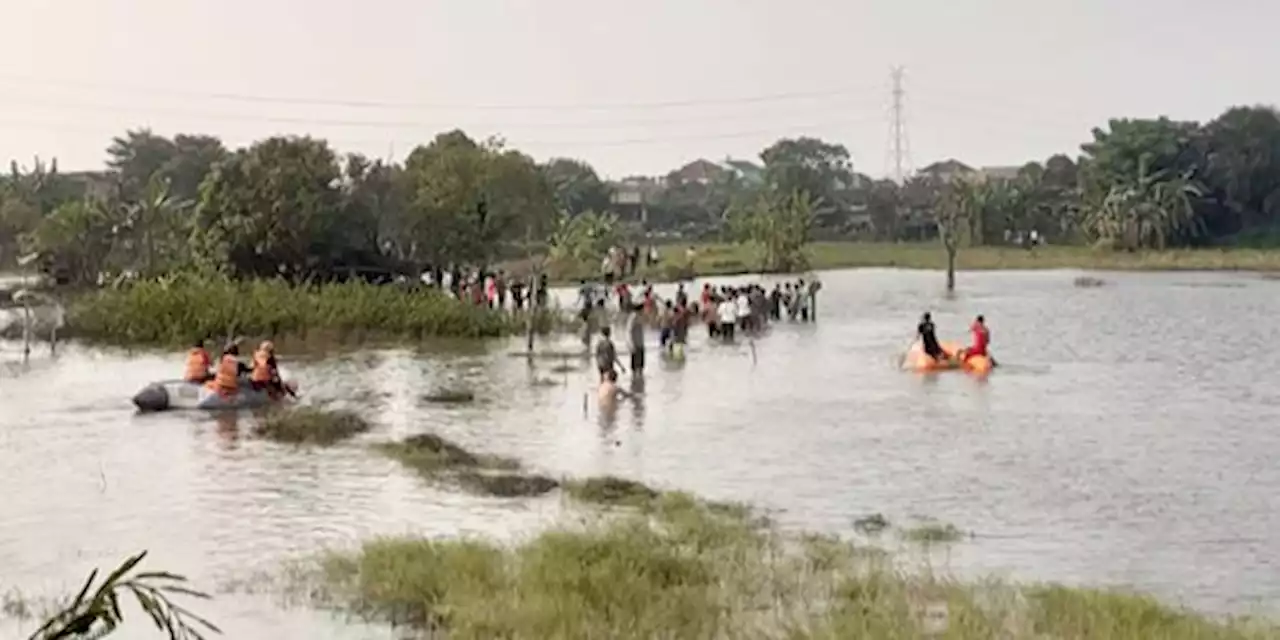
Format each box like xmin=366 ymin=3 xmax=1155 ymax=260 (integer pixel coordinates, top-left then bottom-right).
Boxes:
xmin=900 ymin=521 xmax=968 ymax=544
xmin=64 ymin=273 xmax=561 ymax=348
xmin=373 ymin=433 xmax=562 ymax=497
xmin=562 ymin=475 xmax=662 ymax=509
xmin=252 ymin=407 xmax=372 ymax=446
xmin=853 ymin=512 xmax=892 ymax=535
xmin=531 ymin=242 xmax=1280 ymax=284
xmin=421 ymin=388 xmax=477 ymax=404
xmin=292 ymin=498 xmax=1274 ymax=640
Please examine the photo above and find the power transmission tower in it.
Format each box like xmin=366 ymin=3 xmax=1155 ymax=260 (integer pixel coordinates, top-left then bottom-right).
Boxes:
xmin=885 ymin=66 xmax=913 ymax=183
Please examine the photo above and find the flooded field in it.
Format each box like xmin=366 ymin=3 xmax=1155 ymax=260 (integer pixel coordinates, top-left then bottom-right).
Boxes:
xmin=2 ymin=268 xmax=1279 ymax=637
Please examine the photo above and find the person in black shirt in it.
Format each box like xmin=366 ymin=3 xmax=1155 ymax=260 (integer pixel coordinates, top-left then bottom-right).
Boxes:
xmin=917 ymin=312 xmax=946 ymax=361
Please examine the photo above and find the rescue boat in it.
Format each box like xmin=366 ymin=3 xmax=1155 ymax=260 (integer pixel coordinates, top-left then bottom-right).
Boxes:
xmin=131 ymin=377 xmax=298 ymax=413
xmin=901 ymin=340 xmax=994 ymax=375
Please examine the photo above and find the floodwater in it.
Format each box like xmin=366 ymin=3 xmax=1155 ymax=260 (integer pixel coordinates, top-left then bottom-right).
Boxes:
xmin=2 ymin=268 xmax=1279 ymax=638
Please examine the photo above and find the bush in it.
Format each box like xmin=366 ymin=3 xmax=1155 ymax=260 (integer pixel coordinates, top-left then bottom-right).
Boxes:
xmin=65 ymin=274 xmax=544 ymax=347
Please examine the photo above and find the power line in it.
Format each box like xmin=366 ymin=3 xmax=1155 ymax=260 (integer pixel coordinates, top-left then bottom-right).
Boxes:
xmin=0 ymin=113 xmax=886 ymax=151
xmin=0 ymin=90 xmax=886 ymax=132
xmin=0 ymin=74 xmax=887 ymax=112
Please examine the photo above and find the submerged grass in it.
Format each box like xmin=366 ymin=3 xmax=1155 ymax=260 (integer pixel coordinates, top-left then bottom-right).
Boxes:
xmin=297 ymin=492 xmax=1275 ymax=640
xmin=65 ymin=273 xmax=558 ymax=348
xmin=252 ymin=407 xmax=372 ymax=446
xmin=373 ymin=433 xmax=561 ymax=498
xmin=263 ymin=430 xmax=1280 ymax=638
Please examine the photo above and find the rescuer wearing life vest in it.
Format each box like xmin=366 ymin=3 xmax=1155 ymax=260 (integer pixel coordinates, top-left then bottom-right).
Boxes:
xmin=250 ymin=340 xmax=285 ymax=398
xmin=958 ymin=315 xmax=990 ymax=363
xmin=183 ymin=339 xmax=213 ymax=383
xmin=209 ymin=342 xmax=252 ymax=396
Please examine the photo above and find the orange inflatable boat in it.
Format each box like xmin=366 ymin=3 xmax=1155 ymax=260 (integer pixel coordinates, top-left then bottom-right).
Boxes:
xmin=901 ymin=340 xmax=995 ymax=375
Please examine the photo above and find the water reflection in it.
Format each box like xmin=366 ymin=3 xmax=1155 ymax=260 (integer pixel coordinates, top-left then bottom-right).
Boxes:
xmin=1 ymin=268 xmax=1279 ymax=638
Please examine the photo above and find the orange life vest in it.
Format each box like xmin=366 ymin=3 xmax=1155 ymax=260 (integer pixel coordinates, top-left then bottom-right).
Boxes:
xmin=251 ymin=350 xmax=274 ymax=383
xmin=212 ymin=354 xmax=240 ymax=394
xmin=183 ymin=348 xmax=210 ymax=382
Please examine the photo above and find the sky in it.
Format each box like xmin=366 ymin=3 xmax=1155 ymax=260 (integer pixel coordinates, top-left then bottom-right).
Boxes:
xmin=1 ymin=0 xmax=1275 ymax=180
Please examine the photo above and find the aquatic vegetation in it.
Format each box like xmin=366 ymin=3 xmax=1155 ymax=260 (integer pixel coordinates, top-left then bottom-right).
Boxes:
xmin=25 ymin=551 xmax=218 ymax=640
xmin=561 ymin=475 xmax=662 ymax=509
xmin=1074 ymin=275 xmax=1108 ymax=287
xmin=420 ymin=388 xmax=477 ymax=404
xmin=64 ymin=273 xmax=559 ymax=347
xmin=853 ymin=512 xmax=892 ymax=535
xmin=294 ymin=495 xmax=1273 ymax=640
xmin=252 ymin=407 xmax=372 ymax=446
xmin=900 ymin=521 xmax=968 ymax=544
xmin=372 ymin=433 xmax=561 ymax=496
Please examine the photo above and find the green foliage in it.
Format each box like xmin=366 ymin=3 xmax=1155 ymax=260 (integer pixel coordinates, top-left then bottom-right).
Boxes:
xmin=22 ymin=199 xmax=120 ymax=286
xmin=299 ymin=491 xmax=1272 ymax=640
xmin=29 ymin=551 xmax=217 ymax=640
xmin=107 ymin=129 xmax=228 ymax=204
xmin=253 ymin=407 xmax=372 ymax=446
xmin=760 ymin=137 xmax=857 ymax=230
xmin=728 ymin=190 xmax=816 ymax=273
xmin=541 ymin=157 xmax=613 ymax=216
xmin=8 ymin=106 xmax=1280 ymax=284
xmin=65 ymin=274 xmax=524 ymax=346
xmin=400 ymin=131 xmax=556 ymax=267
xmin=193 ymin=136 xmax=347 ymax=280
xmin=546 ymin=210 xmax=622 ymax=265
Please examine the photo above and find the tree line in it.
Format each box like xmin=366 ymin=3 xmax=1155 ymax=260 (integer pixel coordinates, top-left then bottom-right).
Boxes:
xmin=2 ymin=103 xmax=1279 ymax=285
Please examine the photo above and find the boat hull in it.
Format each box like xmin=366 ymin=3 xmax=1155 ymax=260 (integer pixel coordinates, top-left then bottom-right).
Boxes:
xmin=132 ymin=377 xmax=295 ymax=413
xmin=902 ymin=340 xmax=994 ymax=375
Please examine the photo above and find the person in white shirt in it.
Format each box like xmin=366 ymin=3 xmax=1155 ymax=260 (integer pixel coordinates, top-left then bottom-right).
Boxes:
xmin=735 ymin=290 xmax=751 ymax=332
xmin=716 ymin=296 xmax=737 ymax=341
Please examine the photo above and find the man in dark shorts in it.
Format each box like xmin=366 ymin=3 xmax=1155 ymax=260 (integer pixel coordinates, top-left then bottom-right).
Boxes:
xmin=595 ymin=326 xmax=622 ymax=381
xmin=917 ymin=312 xmax=946 ymax=362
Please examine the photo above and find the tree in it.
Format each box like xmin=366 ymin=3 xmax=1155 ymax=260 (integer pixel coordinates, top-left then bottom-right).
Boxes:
xmin=1196 ymin=106 xmax=1280 ymax=237
xmin=166 ymin=134 xmax=229 ymax=202
xmin=1083 ymin=155 xmax=1205 ymax=250
xmin=341 ymin=153 xmax=406 ymax=268
xmin=934 ymin=178 xmax=981 ymax=291
xmin=541 ymin=158 xmax=613 ymax=216
xmin=759 ymin=137 xmax=855 ymax=229
xmin=547 ymin=210 xmax=622 ymax=266
xmin=194 ymin=136 xmax=344 ymax=279
xmin=1079 ymin=117 xmax=1201 ymax=205
xmin=107 ymin=129 xmax=179 ymax=201
xmin=401 ymin=131 xmax=556 ymax=267
xmin=864 ymin=179 xmax=903 ymax=241
xmin=116 ymin=175 xmax=192 ymax=276
xmin=106 ymin=130 xmax=227 ymax=204
xmin=727 ymin=189 xmax=816 ymax=273
xmin=23 ymin=198 xmax=121 ymax=286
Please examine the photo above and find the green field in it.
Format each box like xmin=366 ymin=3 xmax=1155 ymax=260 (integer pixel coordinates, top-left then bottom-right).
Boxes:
xmin=680 ymin=242 xmax=1280 ymax=275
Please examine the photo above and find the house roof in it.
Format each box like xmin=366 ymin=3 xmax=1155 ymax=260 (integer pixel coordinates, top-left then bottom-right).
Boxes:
xmin=918 ymin=159 xmax=976 ymax=175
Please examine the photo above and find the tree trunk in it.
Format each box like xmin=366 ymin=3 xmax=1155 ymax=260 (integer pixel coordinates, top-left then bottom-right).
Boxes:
xmin=945 ymin=244 xmax=957 ymax=292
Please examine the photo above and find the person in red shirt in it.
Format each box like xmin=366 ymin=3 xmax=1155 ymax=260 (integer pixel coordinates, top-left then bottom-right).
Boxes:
xmin=961 ymin=315 xmax=989 ymax=362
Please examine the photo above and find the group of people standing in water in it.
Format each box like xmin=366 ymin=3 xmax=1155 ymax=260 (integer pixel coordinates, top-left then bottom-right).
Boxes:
xmin=579 ymin=277 xmax=822 ymax=407
xmin=182 ymin=339 xmax=292 ymax=399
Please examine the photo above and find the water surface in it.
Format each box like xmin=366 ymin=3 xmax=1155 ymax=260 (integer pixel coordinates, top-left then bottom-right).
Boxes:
xmin=2 ymin=267 xmax=1278 ymax=637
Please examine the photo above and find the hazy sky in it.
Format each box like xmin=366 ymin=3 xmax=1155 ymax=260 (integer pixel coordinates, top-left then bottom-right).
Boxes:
xmin=2 ymin=0 xmax=1274 ymax=179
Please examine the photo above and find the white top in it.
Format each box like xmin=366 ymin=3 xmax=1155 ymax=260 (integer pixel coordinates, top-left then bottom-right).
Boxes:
xmin=735 ymin=295 xmax=750 ymax=318
xmin=717 ymin=300 xmax=737 ymax=324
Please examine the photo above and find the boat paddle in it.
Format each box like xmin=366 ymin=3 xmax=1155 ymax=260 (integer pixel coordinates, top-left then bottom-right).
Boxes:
xmin=896 ymin=335 xmax=918 ymax=369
